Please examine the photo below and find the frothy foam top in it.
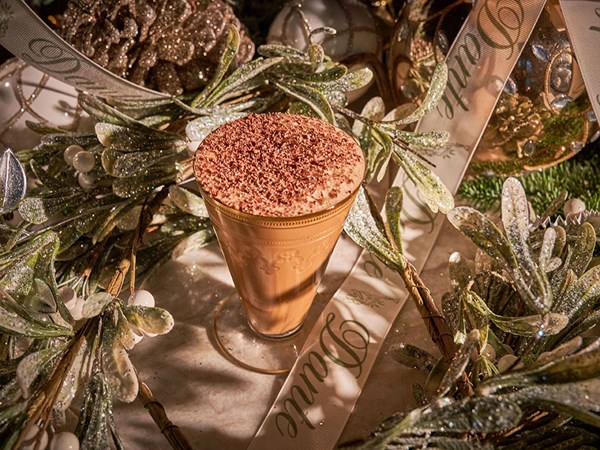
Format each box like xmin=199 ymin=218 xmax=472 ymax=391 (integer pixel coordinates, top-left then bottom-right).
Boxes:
xmin=194 ymin=113 xmax=365 ymax=217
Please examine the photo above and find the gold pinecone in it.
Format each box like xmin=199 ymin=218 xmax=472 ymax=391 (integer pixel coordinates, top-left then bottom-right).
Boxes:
xmin=60 ymin=0 xmax=255 ymax=95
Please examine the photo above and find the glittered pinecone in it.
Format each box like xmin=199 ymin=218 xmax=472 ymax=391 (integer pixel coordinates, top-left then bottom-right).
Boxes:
xmin=60 ymin=0 xmax=255 ymax=95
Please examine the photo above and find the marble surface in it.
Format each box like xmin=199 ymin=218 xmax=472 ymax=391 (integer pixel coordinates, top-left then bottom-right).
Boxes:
xmin=112 ymin=219 xmax=475 ymax=449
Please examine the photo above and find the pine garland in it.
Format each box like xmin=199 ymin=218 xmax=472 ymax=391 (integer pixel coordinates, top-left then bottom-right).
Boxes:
xmin=458 ymin=149 xmax=600 ymax=214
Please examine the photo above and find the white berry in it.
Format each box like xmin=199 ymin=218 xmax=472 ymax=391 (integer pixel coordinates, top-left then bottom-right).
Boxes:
xmin=64 ymin=145 xmax=84 ymax=165
xmin=72 ymin=150 xmax=95 ymax=173
xmin=22 ymin=424 xmax=49 ymax=450
xmin=130 ymin=289 xmax=155 ymax=308
xmin=77 ymin=172 xmax=96 ymax=189
xmin=50 ymin=431 xmax=80 ymax=450
xmin=563 ymin=198 xmax=586 ymax=216
xmin=481 ymin=343 xmax=496 ymax=362
xmin=58 ymin=286 xmax=77 ymax=304
xmin=64 ymin=296 xmax=84 ymax=321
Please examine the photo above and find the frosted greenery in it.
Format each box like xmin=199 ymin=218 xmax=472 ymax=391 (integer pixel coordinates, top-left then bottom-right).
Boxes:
xmin=0 ymin=26 xmax=452 ymax=449
xmin=343 ymin=178 xmax=600 ymax=449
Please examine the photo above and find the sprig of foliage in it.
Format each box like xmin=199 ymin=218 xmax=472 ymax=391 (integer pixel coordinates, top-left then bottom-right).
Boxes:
xmin=0 ymin=26 xmax=452 ymax=449
xmin=459 ymin=150 xmax=600 ymax=214
xmin=342 ymin=178 xmax=600 ymax=449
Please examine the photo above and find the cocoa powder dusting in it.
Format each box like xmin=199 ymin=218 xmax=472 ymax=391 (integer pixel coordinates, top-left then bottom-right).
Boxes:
xmin=194 ymin=113 xmax=365 ymax=216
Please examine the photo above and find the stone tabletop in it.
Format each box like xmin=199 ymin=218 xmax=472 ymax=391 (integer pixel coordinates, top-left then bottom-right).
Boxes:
xmin=113 ymin=219 xmax=475 ymax=449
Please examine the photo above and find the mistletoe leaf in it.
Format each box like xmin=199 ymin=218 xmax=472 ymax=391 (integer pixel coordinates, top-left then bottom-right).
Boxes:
xmin=384 ymin=187 xmax=403 ymax=254
xmin=0 ymin=291 xmax=71 ymax=338
xmin=55 ymin=337 xmax=90 ymax=417
xmin=257 ymin=44 xmax=308 ymax=60
xmin=558 ymin=262 xmax=600 ymax=320
xmin=76 ymin=372 xmax=113 ymax=450
xmin=393 ymin=149 xmax=453 ymax=213
xmin=274 ymin=80 xmax=335 ymax=123
xmin=383 ymin=63 xmax=447 ymax=125
xmin=112 ymin=166 xmax=176 ymax=198
xmin=0 ymin=149 xmax=26 ymax=213
xmin=79 ymin=94 xmax=147 ymax=129
xmin=123 ymin=305 xmax=174 ymax=336
xmin=387 ymin=129 xmax=450 ymax=148
xmin=191 ymin=25 xmax=240 ymax=108
xmin=478 ymin=339 xmax=600 ymax=394
xmin=467 ymin=291 xmax=567 ymax=337
xmin=502 ymin=178 xmax=552 ymax=312
xmin=168 ymin=185 xmax=208 ymax=217
xmin=95 ymin=123 xmax=186 ymax=154
xmin=448 ymin=207 xmax=517 ymax=268
xmin=436 ymin=329 xmax=479 ymax=397
xmin=203 ymin=56 xmax=283 ymax=107
xmin=389 ymin=343 xmax=437 ymax=372
xmin=81 ymin=292 xmax=115 ymax=319
xmin=185 ymin=112 xmax=247 ymax=142
xmin=567 ymin=222 xmax=596 ymax=277
xmin=415 ymin=397 xmax=522 ymax=434
xmin=17 ymin=347 xmax=62 ymax=398
xmin=102 ymin=334 xmax=138 ymax=403
xmin=344 ymin=187 xmax=404 ymax=271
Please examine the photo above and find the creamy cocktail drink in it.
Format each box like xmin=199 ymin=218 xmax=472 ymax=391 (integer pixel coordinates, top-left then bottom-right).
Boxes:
xmin=194 ymin=113 xmax=365 ymax=337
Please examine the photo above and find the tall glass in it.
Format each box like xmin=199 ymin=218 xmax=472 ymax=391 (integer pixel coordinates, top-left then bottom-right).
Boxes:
xmin=194 ymin=113 xmax=364 ymax=373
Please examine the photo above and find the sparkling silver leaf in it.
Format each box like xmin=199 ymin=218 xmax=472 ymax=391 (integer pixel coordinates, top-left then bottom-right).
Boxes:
xmin=81 ymin=292 xmax=115 ymax=319
xmin=383 ymin=63 xmax=447 ymax=126
xmin=17 ymin=347 xmax=61 ymax=398
xmin=168 ymin=185 xmax=208 ymax=217
xmin=394 ymin=149 xmax=454 ymax=214
xmin=415 ymin=397 xmax=522 ymax=433
xmin=123 ymin=305 xmax=174 ymax=336
xmin=0 ymin=149 xmax=26 ymax=213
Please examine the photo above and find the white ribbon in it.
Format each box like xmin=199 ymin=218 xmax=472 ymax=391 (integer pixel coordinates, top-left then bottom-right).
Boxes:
xmin=249 ymin=1 xmax=547 ymax=449
xmin=560 ymin=0 xmax=600 ymax=122
xmin=0 ymin=0 xmax=168 ymax=101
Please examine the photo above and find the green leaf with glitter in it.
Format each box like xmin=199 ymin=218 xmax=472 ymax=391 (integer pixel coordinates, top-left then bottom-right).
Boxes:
xmin=393 ymin=148 xmax=454 ymax=214
xmin=344 ymin=187 xmax=404 ymax=271
xmin=168 ymin=185 xmax=209 ymax=218
xmin=81 ymin=292 xmax=115 ymax=319
xmin=448 ymin=207 xmax=518 ymax=269
xmin=383 ymin=63 xmax=448 ymax=126
xmin=123 ymin=305 xmax=174 ymax=336
xmin=191 ymin=26 xmax=240 ymax=108
xmin=274 ymin=80 xmax=335 ymax=123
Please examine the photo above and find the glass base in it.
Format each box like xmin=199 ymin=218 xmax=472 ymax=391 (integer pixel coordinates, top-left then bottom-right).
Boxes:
xmin=212 ymin=293 xmax=310 ymax=374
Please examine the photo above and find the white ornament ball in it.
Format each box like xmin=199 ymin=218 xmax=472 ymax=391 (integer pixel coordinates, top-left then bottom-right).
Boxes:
xmin=72 ymin=150 xmax=95 ymax=173
xmin=130 ymin=289 xmax=156 ymax=308
xmin=267 ymin=0 xmax=381 ymax=63
xmin=50 ymin=431 xmax=80 ymax=450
